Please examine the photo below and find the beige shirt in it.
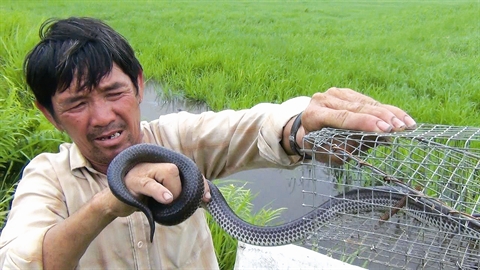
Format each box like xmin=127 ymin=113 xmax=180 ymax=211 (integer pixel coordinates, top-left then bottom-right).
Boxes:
xmin=0 ymin=97 xmax=309 ymax=269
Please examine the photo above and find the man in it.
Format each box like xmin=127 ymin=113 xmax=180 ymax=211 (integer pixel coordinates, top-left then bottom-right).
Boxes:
xmin=0 ymin=17 xmax=416 ymax=269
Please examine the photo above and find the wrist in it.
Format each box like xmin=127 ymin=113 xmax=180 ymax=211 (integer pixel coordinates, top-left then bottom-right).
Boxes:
xmin=91 ymin=189 xmax=123 ymax=221
xmin=288 ymin=112 xmax=312 ymax=159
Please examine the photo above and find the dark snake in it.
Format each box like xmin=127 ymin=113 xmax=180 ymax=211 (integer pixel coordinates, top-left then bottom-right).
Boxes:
xmin=107 ymin=143 xmax=480 ymax=245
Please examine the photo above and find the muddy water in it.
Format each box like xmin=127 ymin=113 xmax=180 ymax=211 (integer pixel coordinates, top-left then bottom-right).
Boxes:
xmin=140 ymin=83 xmax=333 ymax=222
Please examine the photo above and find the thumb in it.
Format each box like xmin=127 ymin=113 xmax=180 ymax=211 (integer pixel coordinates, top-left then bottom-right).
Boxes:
xmin=202 ymin=176 xmax=211 ymax=203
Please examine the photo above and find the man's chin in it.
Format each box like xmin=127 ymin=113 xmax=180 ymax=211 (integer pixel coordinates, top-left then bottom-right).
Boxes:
xmin=107 ymin=142 xmax=134 ymax=158
xmin=88 ymin=136 xmax=141 ymax=169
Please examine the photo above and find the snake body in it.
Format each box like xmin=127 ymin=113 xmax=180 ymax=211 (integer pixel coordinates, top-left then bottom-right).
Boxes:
xmin=107 ymin=143 xmax=480 ymax=245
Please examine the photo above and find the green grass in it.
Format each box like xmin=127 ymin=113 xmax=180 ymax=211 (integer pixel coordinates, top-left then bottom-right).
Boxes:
xmin=1 ymin=1 xmax=478 ymax=122
xmin=1 ymin=0 xmax=478 ymax=268
xmin=207 ymin=180 xmax=285 ymax=270
xmin=0 ymin=73 xmax=70 ymax=228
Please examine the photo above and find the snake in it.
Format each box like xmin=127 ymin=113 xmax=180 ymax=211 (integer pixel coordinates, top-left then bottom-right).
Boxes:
xmin=107 ymin=143 xmax=480 ymax=245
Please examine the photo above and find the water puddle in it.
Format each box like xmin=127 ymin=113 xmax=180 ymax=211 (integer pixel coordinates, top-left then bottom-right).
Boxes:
xmin=141 ymin=81 xmax=210 ymax=118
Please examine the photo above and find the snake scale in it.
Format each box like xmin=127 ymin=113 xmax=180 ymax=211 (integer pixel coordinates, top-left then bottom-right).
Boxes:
xmin=107 ymin=143 xmax=480 ymax=245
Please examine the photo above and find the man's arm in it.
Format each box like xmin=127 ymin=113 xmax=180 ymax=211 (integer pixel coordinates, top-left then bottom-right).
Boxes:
xmin=42 ymin=189 xmax=118 ymax=269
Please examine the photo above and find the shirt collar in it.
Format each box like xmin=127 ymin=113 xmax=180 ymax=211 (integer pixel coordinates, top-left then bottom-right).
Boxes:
xmin=66 ymin=122 xmax=150 ymax=178
xmin=66 ymin=143 xmax=103 ymax=178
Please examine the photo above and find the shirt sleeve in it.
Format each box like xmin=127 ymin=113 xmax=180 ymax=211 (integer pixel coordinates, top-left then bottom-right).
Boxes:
xmin=0 ymin=154 xmax=67 ymax=269
xmin=142 ymin=96 xmax=311 ymax=179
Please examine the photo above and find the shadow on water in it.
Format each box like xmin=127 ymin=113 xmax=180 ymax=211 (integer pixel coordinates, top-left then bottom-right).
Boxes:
xmin=140 ymin=81 xmax=334 ymax=222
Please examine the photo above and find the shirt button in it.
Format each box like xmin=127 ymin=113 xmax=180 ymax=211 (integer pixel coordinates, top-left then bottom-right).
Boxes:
xmin=137 ymin=241 xmax=143 ymax=248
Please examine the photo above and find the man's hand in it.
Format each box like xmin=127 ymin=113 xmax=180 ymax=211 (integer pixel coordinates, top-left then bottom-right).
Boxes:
xmin=202 ymin=175 xmax=212 ymax=203
xmin=302 ymin=87 xmax=416 ymax=134
xmin=104 ymin=162 xmax=212 ymax=218
xmin=283 ymin=87 xmax=417 ymax=163
xmin=306 ymin=88 xmax=417 ymax=163
xmin=103 ymin=162 xmax=182 ymax=218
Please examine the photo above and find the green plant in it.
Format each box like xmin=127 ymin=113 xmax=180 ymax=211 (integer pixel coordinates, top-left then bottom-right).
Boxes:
xmin=206 ymin=180 xmax=285 ymax=270
xmin=0 ymin=81 xmax=69 ymax=228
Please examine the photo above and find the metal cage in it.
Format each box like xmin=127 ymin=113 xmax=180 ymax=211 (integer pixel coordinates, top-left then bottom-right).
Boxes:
xmin=300 ymin=124 xmax=480 ymax=270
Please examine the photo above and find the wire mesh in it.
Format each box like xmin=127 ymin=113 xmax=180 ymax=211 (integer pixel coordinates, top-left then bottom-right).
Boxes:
xmin=300 ymin=124 xmax=480 ymax=270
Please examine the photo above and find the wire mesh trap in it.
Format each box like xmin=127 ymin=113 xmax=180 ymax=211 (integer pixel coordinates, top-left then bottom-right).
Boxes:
xmin=300 ymin=124 xmax=480 ymax=270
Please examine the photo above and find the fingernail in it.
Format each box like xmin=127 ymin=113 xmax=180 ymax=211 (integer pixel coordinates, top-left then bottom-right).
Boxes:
xmin=403 ymin=115 xmax=417 ymax=129
xmin=377 ymin=120 xmax=392 ymax=132
xmin=163 ymin=192 xmax=173 ymax=201
xmin=205 ymin=191 xmax=211 ymax=200
xmin=391 ymin=117 xmax=406 ymax=129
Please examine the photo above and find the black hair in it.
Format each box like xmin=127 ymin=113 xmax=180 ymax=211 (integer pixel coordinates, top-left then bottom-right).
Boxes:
xmin=24 ymin=17 xmax=143 ymax=116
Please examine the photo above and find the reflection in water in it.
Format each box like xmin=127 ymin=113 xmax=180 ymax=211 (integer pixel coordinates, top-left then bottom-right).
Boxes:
xmin=140 ymin=82 xmax=333 ymax=222
xmin=141 ymin=81 xmax=210 ymax=117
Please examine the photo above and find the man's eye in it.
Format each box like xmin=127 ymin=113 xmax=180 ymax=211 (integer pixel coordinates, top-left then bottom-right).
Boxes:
xmin=70 ymin=102 xmax=85 ymax=110
xmin=108 ymin=92 xmax=123 ymax=98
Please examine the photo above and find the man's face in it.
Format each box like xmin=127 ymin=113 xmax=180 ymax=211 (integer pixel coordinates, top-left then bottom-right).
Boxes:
xmin=39 ymin=64 xmax=144 ymax=173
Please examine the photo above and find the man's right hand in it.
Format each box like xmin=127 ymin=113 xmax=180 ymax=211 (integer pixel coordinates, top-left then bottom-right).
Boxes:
xmin=103 ymin=162 xmax=183 ymax=218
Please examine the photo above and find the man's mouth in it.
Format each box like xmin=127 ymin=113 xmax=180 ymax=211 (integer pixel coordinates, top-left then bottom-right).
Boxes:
xmin=98 ymin=131 xmax=122 ymax=141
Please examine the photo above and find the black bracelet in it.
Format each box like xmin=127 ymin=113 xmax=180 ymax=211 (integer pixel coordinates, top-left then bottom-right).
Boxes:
xmin=289 ymin=112 xmax=312 ymax=159
xmin=289 ymin=112 xmax=303 ymax=156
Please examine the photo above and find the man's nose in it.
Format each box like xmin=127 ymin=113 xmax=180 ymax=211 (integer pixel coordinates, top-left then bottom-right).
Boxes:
xmin=90 ymin=100 xmax=116 ymax=126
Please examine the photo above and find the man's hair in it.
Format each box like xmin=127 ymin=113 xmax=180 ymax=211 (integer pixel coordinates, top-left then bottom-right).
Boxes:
xmin=24 ymin=17 xmax=143 ymax=116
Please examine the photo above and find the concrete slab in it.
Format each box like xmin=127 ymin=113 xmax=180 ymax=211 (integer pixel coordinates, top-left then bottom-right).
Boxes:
xmin=234 ymin=242 xmax=365 ymax=270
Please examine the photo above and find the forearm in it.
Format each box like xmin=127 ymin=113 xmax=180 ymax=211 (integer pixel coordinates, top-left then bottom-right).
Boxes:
xmin=42 ymin=189 xmax=116 ymax=269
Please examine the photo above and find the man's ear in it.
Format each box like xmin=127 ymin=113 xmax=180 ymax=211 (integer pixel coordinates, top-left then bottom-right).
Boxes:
xmin=137 ymin=72 xmax=144 ymax=104
xmin=35 ymin=101 xmax=64 ymax=132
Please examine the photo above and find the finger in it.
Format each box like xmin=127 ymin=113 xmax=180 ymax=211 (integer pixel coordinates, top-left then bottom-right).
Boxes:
xmin=324 ymin=87 xmax=414 ymax=127
xmin=125 ymin=163 xmax=182 ymax=205
xmin=311 ymin=91 xmax=388 ymax=117
xmin=304 ymin=106 xmax=394 ymax=133
xmin=342 ymin=102 xmax=406 ymax=130
xmin=151 ymin=163 xmax=182 ymax=201
xmin=202 ymin=176 xmax=211 ymax=203
xmin=307 ymin=95 xmax=416 ymax=132
xmin=142 ymin=179 xmax=175 ymax=204
xmin=314 ymin=88 xmax=417 ymax=129
xmin=382 ymin=104 xmax=417 ymax=129
xmin=323 ymin=87 xmax=380 ymax=105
